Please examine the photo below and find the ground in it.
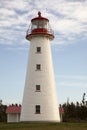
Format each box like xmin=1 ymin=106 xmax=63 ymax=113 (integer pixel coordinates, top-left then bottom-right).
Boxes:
xmin=0 ymin=122 xmax=87 ymax=130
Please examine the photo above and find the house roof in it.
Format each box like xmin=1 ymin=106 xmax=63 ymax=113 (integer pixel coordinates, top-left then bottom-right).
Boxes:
xmin=6 ymin=106 xmax=21 ymax=113
xmin=59 ymin=107 xmax=64 ymax=113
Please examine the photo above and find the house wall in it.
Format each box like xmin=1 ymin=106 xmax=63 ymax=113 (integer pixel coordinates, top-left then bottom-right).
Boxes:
xmin=7 ymin=113 xmax=20 ymax=122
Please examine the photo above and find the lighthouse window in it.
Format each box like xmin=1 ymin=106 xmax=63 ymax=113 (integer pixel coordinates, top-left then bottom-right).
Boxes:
xmin=36 ymin=64 xmax=41 ymax=70
xmin=36 ymin=47 xmax=41 ymax=53
xmin=36 ymin=85 xmax=40 ymax=92
xmin=35 ymin=105 xmax=40 ymax=114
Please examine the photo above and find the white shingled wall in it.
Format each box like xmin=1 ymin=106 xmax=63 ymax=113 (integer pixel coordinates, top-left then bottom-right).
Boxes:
xmin=20 ymin=36 xmax=60 ymax=122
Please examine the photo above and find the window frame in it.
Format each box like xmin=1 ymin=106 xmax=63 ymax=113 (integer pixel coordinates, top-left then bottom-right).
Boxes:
xmin=35 ymin=105 xmax=40 ymax=114
xmin=36 ymin=64 xmax=41 ymax=71
xmin=36 ymin=47 xmax=41 ymax=53
xmin=36 ymin=85 xmax=40 ymax=92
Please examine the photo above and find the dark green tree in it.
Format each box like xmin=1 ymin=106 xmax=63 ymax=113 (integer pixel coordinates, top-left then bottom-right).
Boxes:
xmin=0 ymin=104 xmax=7 ymax=122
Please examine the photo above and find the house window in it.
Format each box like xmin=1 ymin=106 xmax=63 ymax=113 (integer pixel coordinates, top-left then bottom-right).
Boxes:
xmin=36 ymin=47 xmax=41 ymax=53
xmin=35 ymin=105 xmax=40 ymax=114
xmin=36 ymin=64 xmax=41 ymax=70
xmin=36 ymin=85 xmax=40 ymax=92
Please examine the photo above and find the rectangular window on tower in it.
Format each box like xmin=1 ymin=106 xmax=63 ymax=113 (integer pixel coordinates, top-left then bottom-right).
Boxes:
xmin=36 ymin=47 xmax=41 ymax=53
xmin=35 ymin=105 xmax=40 ymax=114
xmin=36 ymin=85 xmax=40 ymax=92
xmin=36 ymin=64 xmax=41 ymax=71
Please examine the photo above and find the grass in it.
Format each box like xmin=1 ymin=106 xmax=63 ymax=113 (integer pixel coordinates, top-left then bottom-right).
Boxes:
xmin=0 ymin=122 xmax=87 ymax=130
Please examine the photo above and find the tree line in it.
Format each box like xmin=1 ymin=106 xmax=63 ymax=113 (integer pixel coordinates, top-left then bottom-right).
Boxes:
xmin=61 ymin=93 xmax=87 ymax=122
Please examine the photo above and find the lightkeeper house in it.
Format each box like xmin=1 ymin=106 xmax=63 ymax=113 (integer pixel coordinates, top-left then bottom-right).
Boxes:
xmin=20 ymin=12 xmax=60 ymax=122
xmin=6 ymin=105 xmax=21 ymax=123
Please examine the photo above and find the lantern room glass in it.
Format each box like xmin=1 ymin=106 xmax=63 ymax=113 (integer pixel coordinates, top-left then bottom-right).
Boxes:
xmin=31 ymin=20 xmax=48 ymax=31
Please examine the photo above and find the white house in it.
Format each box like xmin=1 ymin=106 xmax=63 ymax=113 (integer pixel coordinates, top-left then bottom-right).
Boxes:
xmin=6 ymin=105 xmax=21 ymax=123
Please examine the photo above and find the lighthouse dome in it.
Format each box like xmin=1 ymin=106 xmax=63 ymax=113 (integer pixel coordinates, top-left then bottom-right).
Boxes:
xmin=26 ymin=12 xmax=54 ymax=41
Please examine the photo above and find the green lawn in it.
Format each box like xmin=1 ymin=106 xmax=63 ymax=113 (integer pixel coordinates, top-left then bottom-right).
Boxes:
xmin=0 ymin=122 xmax=87 ymax=130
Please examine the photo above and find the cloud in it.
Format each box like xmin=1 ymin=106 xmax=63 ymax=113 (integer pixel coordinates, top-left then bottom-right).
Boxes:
xmin=6 ymin=46 xmax=29 ymax=51
xmin=58 ymin=82 xmax=87 ymax=88
xmin=57 ymin=75 xmax=87 ymax=80
xmin=56 ymin=75 xmax=87 ymax=88
xmin=0 ymin=0 xmax=87 ymax=46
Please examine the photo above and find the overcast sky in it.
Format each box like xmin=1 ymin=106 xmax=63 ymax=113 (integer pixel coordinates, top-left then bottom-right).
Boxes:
xmin=0 ymin=0 xmax=87 ymax=105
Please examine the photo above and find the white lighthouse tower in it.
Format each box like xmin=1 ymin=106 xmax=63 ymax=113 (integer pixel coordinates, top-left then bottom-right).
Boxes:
xmin=20 ymin=12 xmax=60 ymax=122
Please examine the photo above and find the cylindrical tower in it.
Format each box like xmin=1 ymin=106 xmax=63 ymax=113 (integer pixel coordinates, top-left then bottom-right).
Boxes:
xmin=20 ymin=12 xmax=60 ymax=122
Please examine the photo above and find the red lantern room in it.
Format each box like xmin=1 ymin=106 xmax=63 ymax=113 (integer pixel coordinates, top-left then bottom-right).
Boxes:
xmin=26 ymin=12 xmax=54 ymax=41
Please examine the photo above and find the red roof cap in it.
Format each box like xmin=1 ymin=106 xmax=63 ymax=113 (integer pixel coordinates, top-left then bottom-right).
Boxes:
xmin=31 ymin=11 xmax=49 ymax=22
xmin=6 ymin=106 xmax=21 ymax=113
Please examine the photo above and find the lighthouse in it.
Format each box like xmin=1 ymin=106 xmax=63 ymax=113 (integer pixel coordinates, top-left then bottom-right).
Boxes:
xmin=20 ymin=12 xmax=60 ymax=122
